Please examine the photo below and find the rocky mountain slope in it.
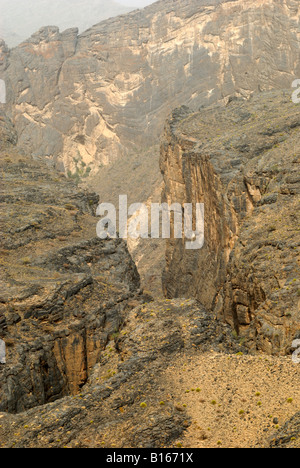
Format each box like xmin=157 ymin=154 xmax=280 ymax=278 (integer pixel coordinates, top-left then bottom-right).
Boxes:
xmin=1 ymin=0 xmax=300 ymax=177
xmin=0 ymin=105 xmax=299 ymax=448
xmin=0 ymin=92 xmax=300 ymax=448
xmin=161 ymin=90 xmax=300 ymax=356
xmin=1 ymin=0 xmax=299 ymax=296
xmin=0 ymin=0 xmax=133 ymax=48
xmin=0 ymin=0 xmax=299 ymax=449
xmin=0 ymin=110 xmax=141 ymax=413
xmin=0 ymin=110 xmax=253 ymax=448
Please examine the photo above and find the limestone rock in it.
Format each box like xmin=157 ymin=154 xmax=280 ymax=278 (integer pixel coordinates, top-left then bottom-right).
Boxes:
xmin=1 ymin=0 xmax=300 ymax=175
xmin=0 ymin=297 xmax=245 ymax=448
xmin=0 ymin=121 xmax=140 ymax=413
xmin=160 ymin=90 xmax=300 ymax=355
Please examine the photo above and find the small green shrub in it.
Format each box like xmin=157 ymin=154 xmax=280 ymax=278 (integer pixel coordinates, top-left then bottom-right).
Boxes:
xmin=21 ymin=257 xmax=31 ymax=265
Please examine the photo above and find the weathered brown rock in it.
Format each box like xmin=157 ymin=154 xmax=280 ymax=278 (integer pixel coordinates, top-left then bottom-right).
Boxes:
xmin=1 ymin=0 xmax=300 ymax=176
xmin=0 ymin=295 xmax=246 ymax=448
xmin=0 ymin=0 xmax=300 ymax=448
xmin=0 ymin=110 xmax=247 ymax=447
xmin=0 ymin=102 xmax=299 ymax=448
xmin=0 ymin=116 xmax=141 ymax=413
xmin=1 ymin=0 xmax=300 ymax=297
xmin=266 ymin=412 xmax=300 ymax=448
xmin=160 ymin=91 xmax=300 ymax=355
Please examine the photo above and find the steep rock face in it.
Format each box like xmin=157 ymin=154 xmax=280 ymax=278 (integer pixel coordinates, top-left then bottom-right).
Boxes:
xmin=1 ymin=293 xmax=299 ymax=449
xmin=1 ymin=0 xmax=300 ymax=174
xmin=0 ymin=298 xmax=249 ymax=448
xmin=0 ymin=113 xmax=299 ymax=448
xmin=160 ymin=91 xmax=300 ymax=355
xmin=0 ymin=114 xmax=140 ymax=413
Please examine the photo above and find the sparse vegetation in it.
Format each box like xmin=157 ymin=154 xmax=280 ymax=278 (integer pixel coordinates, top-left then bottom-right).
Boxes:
xmin=21 ymin=257 xmax=31 ymax=265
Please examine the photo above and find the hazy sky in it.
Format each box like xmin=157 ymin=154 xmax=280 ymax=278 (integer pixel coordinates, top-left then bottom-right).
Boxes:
xmin=0 ymin=0 xmax=159 ymax=47
xmin=117 ymin=0 xmax=156 ymax=6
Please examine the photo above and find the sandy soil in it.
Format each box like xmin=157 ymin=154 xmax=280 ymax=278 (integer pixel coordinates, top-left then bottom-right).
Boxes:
xmin=164 ymin=352 xmax=300 ymax=448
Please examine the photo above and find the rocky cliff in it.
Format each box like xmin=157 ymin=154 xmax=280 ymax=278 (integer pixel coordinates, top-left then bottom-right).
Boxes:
xmin=160 ymin=90 xmax=300 ymax=356
xmin=0 ymin=109 xmax=257 ymax=447
xmin=0 ymin=0 xmax=300 ymax=448
xmin=2 ymin=109 xmax=299 ymax=449
xmin=1 ymin=0 xmax=300 ymax=298
xmin=0 ymin=110 xmax=141 ymax=413
xmin=1 ymin=0 xmax=300 ymax=177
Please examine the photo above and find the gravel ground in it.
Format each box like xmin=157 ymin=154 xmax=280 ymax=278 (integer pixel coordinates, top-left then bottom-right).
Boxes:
xmin=164 ymin=352 xmax=300 ymax=448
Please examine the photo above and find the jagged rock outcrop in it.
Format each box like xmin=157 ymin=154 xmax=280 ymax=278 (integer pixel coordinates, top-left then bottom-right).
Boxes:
xmin=0 ymin=0 xmax=300 ymax=175
xmin=160 ymin=90 xmax=300 ymax=355
xmin=0 ymin=295 xmax=248 ymax=448
xmin=0 ymin=108 xmax=17 ymax=147
xmin=0 ymin=113 xmax=141 ymax=413
xmin=0 ymin=110 xmax=248 ymax=447
xmin=0 ymin=110 xmax=299 ymax=448
xmin=0 ymin=0 xmax=300 ymax=448
xmin=0 ymin=110 xmax=255 ymax=448
xmin=0 ymin=0 xmax=133 ymax=48
xmin=1 ymin=0 xmax=300 ymax=297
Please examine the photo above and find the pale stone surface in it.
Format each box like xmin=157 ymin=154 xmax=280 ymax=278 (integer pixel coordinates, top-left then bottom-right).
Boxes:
xmin=160 ymin=91 xmax=300 ymax=356
xmin=1 ymin=0 xmax=300 ymax=176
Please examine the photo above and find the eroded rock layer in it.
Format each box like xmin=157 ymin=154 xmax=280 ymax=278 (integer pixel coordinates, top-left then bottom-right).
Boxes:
xmin=0 ymin=104 xmax=299 ymax=448
xmin=0 ymin=111 xmax=140 ymax=413
xmin=0 ymin=0 xmax=300 ymax=174
xmin=160 ymin=91 xmax=300 ymax=355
